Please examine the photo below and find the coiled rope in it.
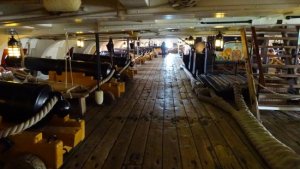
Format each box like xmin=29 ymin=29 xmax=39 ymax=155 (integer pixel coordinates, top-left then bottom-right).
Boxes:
xmin=194 ymin=85 xmax=300 ymax=169
xmin=0 ymin=96 xmax=58 ymax=138
xmin=182 ymin=66 xmax=300 ymax=169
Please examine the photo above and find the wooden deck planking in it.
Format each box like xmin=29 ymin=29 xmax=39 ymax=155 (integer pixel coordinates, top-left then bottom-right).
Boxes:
xmin=141 ymin=100 xmax=164 ymax=169
xmin=62 ymin=64 xmax=153 ymax=169
xmin=123 ymin=71 xmax=160 ymax=167
xmin=194 ymin=102 xmax=243 ymax=169
xmin=62 ymin=54 xmax=271 ymax=169
xmin=81 ymin=63 xmax=157 ymax=169
xmin=122 ymin=99 xmax=155 ymax=167
xmin=203 ymin=103 xmax=269 ymax=169
xmin=102 ymin=63 xmax=160 ymax=169
xmin=261 ymin=110 xmax=300 ymax=155
xmin=101 ymin=99 xmax=147 ymax=169
xmin=162 ymin=60 xmax=182 ymax=169
xmin=163 ymin=99 xmax=182 ymax=169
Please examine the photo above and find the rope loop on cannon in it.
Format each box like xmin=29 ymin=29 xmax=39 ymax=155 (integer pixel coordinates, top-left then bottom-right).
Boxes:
xmin=99 ymin=69 xmax=116 ymax=86
xmin=0 ymin=96 xmax=58 ymax=138
xmin=118 ymin=60 xmax=131 ymax=75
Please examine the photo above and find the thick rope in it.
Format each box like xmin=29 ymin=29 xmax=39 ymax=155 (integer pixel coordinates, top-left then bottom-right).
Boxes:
xmin=118 ymin=61 xmax=131 ymax=75
xmin=91 ymin=69 xmax=116 ymax=92
xmin=100 ymin=69 xmax=115 ymax=85
xmin=184 ymin=70 xmax=300 ymax=169
xmin=0 ymin=96 xmax=58 ymax=138
xmin=232 ymin=84 xmax=300 ymax=169
xmin=194 ymin=85 xmax=300 ymax=169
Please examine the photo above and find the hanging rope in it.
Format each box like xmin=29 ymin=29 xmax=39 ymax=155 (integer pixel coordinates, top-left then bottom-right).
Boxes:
xmin=0 ymin=96 xmax=58 ymax=138
xmin=64 ymin=32 xmax=74 ymax=87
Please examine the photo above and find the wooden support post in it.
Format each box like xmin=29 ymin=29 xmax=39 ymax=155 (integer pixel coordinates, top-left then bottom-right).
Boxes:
xmin=240 ymin=28 xmax=260 ymax=121
xmin=251 ymin=27 xmax=265 ymax=86
xmin=295 ymin=26 xmax=300 ymax=65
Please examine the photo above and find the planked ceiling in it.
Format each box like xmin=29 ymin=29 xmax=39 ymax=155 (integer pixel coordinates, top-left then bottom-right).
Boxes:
xmin=0 ymin=0 xmax=300 ymax=39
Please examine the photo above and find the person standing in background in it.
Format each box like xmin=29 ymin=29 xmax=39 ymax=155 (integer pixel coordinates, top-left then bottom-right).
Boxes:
xmin=161 ymin=42 xmax=166 ymax=58
xmin=183 ymin=43 xmax=191 ymax=68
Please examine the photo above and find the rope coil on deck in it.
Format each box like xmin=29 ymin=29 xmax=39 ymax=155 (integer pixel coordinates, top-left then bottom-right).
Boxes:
xmin=0 ymin=96 xmax=58 ymax=138
xmin=231 ymin=84 xmax=300 ymax=169
xmin=182 ymin=66 xmax=300 ymax=169
xmin=194 ymin=84 xmax=300 ymax=169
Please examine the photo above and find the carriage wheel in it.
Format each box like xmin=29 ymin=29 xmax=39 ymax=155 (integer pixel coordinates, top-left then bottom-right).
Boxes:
xmin=4 ymin=154 xmax=46 ymax=169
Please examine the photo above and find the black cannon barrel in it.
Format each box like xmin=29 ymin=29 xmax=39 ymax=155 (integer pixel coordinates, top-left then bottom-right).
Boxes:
xmin=24 ymin=57 xmax=112 ymax=79
xmin=0 ymin=81 xmax=52 ymax=122
xmin=72 ymin=53 xmax=129 ymax=67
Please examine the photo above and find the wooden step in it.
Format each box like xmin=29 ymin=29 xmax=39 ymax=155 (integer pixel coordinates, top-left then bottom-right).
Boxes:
xmin=258 ymin=93 xmax=300 ymax=99
xmin=256 ymin=37 xmax=298 ymax=40
xmin=264 ymin=83 xmax=300 ymax=88
xmin=259 ymin=45 xmax=297 ymax=49
xmin=253 ymin=54 xmax=293 ymax=58
xmin=258 ymin=104 xmax=300 ymax=111
xmin=253 ymin=73 xmax=300 ymax=78
xmin=252 ymin=64 xmax=300 ymax=69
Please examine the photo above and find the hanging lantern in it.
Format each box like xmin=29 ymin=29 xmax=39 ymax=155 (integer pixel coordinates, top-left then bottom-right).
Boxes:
xmin=7 ymin=35 xmax=21 ymax=58
xmin=77 ymin=39 xmax=84 ymax=48
xmin=122 ymin=41 xmax=127 ymax=48
xmin=215 ymin=31 xmax=224 ymax=51
xmin=188 ymin=35 xmax=194 ymax=45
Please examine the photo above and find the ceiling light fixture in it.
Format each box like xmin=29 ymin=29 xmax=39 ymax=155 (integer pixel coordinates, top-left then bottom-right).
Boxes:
xmin=4 ymin=23 xmax=19 ymax=27
xmin=215 ymin=31 xmax=224 ymax=51
xmin=186 ymin=35 xmax=194 ymax=45
xmin=215 ymin=13 xmax=225 ymax=18
xmin=7 ymin=29 xmax=21 ymax=58
xmin=77 ymin=39 xmax=84 ymax=48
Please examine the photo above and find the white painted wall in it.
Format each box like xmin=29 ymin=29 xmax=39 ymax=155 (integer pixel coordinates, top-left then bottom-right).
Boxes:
xmin=42 ymin=40 xmax=77 ymax=59
xmin=0 ymin=35 xmax=11 ymax=64
xmin=19 ymin=38 xmax=56 ymax=57
xmin=84 ymin=40 xmax=131 ymax=54
xmin=83 ymin=41 xmax=96 ymax=54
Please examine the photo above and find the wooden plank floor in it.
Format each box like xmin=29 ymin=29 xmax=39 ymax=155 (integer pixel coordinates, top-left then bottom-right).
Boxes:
xmin=62 ymin=54 xmax=269 ymax=169
xmin=261 ymin=110 xmax=300 ymax=155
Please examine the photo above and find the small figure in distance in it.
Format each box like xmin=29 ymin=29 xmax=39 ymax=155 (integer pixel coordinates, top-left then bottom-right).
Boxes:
xmin=161 ymin=41 xmax=166 ymax=58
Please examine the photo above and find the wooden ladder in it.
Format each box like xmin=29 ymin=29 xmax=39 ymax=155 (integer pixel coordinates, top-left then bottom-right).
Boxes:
xmin=248 ymin=26 xmax=300 ymax=111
